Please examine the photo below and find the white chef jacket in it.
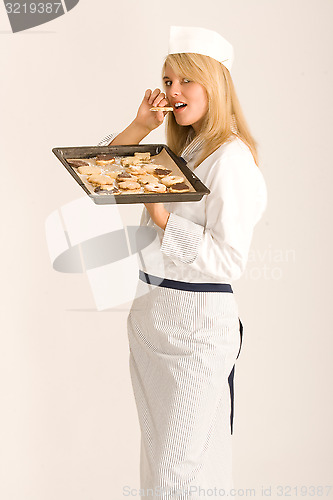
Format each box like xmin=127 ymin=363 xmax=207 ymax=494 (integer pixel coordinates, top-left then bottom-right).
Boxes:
xmin=98 ymin=134 xmax=267 ymax=284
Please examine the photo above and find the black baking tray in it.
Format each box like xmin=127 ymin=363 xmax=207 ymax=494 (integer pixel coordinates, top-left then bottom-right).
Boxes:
xmin=52 ymin=144 xmax=210 ymax=205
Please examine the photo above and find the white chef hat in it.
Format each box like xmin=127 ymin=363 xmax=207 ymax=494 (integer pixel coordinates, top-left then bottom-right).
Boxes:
xmin=168 ymin=26 xmax=234 ymax=71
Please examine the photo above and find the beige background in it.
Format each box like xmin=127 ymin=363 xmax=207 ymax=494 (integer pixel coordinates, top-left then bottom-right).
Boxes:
xmin=0 ymin=0 xmax=332 ymax=499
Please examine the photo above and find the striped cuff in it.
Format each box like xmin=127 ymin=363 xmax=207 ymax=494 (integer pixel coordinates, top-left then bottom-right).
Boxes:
xmin=97 ymin=132 xmax=119 ymax=146
xmin=160 ymin=212 xmax=204 ymax=264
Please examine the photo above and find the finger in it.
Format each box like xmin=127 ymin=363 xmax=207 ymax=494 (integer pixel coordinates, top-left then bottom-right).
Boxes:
xmin=148 ymin=89 xmax=161 ymax=105
xmin=161 ymin=97 xmax=171 ymax=106
xmin=155 ymin=110 xmax=166 ymax=121
xmin=148 ymin=88 xmax=161 ymax=105
xmin=143 ymin=89 xmax=152 ymax=101
xmin=152 ymin=93 xmax=167 ymax=107
xmin=157 ymin=97 xmax=170 ymax=108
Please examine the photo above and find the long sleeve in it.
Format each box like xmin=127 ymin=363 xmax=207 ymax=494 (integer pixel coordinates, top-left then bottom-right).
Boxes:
xmin=160 ymin=149 xmax=267 ymax=282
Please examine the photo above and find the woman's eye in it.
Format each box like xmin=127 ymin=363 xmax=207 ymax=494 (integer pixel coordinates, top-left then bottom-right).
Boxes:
xmin=163 ymin=79 xmax=191 ymax=86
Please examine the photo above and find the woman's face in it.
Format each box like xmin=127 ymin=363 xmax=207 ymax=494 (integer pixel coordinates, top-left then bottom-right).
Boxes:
xmin=163 ymin=63 xmax=208 ymax=133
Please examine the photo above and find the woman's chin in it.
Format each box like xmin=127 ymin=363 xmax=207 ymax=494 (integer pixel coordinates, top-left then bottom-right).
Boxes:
xmin=175 ymin=116 xmax=192 ymax=127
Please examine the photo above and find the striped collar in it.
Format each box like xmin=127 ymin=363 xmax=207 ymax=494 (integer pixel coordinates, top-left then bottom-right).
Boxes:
xmin=180 ymin=134 xmax=205 ymax=165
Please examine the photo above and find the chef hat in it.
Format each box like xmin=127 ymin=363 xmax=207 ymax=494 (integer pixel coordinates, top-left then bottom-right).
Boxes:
xmin=168 ymin=26 xmax=234 ymax=71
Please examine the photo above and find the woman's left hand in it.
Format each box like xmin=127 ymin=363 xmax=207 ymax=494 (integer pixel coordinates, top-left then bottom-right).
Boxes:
xmin=144 ymin=202 xmax=170 ymax=230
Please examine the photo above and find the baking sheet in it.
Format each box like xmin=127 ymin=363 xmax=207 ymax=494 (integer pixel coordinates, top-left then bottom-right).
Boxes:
xmin=52 ymin=144 xmax=210 ymax=205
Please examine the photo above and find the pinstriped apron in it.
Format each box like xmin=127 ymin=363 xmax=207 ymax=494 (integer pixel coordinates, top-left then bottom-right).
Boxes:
xmin=127 ymin=272 xmax=243 ymax=499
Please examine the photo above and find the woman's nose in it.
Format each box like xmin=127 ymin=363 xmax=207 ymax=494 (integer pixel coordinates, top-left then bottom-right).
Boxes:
xmin=169 ymin=82 xmax=181 ymax=96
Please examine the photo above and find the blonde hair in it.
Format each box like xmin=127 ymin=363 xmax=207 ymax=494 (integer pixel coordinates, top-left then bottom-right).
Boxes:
xmin=162 ymin=53 xmax=259 ymax=168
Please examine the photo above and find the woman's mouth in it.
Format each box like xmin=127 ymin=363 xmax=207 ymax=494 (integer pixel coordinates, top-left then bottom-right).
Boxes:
xmin=173 ymin=102 xmax=187 ymax=113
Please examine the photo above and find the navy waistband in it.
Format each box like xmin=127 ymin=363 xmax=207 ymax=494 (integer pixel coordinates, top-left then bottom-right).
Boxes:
xmin=139 ymin=270 xmax=233 ymax=293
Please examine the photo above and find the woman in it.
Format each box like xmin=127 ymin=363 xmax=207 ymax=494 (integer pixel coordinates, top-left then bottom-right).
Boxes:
xmin=100 ymin=26 xmax=267 ymax=498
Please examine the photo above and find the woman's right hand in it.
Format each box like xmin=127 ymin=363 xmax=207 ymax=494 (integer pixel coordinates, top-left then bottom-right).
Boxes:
xmin=134 ymin=88 xmax=170 ymax=133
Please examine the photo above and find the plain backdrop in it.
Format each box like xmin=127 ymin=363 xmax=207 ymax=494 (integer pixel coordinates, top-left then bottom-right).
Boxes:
xmin=0 ymin=1 xmax=332 ymax=499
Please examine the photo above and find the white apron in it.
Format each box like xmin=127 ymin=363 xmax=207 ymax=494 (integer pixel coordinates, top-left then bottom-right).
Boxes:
xmin=127 ymin=276 xmax=242 ymax=499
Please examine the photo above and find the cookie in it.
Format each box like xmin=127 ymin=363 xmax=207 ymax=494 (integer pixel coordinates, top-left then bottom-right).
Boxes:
xmin=121 ymin=156 xmax=141 ymax=167
xmin=168 ymin=182 xmax=190 ymax=192
xmin=87 ymin=174 xmax=115 ymax=185
xmin=143 ymin=165 xmax=159 ymax=174
xmin=118 ymin=180 xmax=141 ymax=190
xmin=153 ymin=168 xmax=172 ymax=177
xmin=150 ymin=107 xmax=173 ymax=112
xmin=119 ymin=188 xmax=142 ymax=194
xmin=117 ymin=172 xmax=135 ymax=181
xmin=94 ymin=185 xmax=120 ymax=194
xmin=161 ymin=175 xmax=184 ymax=187
xmin=104 ymin=171 xmax=119 ymax=179
xmin=126 ymin=165 xmax=147 ymax=176
xmin=78 ymin=165 xmax=102 ymax=175
xmin=134 ymin=152 xmax=151 ymax=161
xmin=144 ymin=165 xmax=172 ymax=177
xmin=67 ymin=159 xmax=90 ymax=168
xmin=95 ymin=154 xmax=116 ymax=166
xmin=137 ymin=174 xmax=159 ymax=185
xmin=144 ymin=183 xmax=167 ymax=193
